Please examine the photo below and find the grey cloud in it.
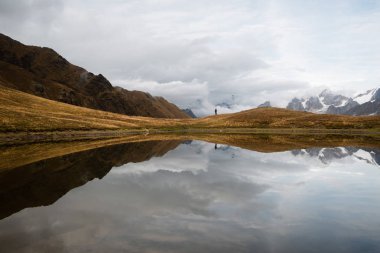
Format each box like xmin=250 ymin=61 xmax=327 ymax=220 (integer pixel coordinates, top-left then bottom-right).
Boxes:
xmin=0 ymin=0 xmax=63 ymax=31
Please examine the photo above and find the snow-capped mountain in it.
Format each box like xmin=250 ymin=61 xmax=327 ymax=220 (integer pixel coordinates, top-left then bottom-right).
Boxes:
xmin=286 ymin=88 xmax=379 ymax=115
xmin=348 ymin=88 xmax=380 ymax=115
xmin=286 ymin=89 xmax=349 ymax=113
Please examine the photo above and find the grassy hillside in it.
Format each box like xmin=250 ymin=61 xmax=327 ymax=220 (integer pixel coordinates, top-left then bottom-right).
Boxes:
xmin=0 ymin=85 xmax=191 ymax=132
xmin=1 ymin=85 xmax=380 ymax=133
xmin=0 ymin=33 xmax=189 ymax=119
xmin=196 ymin=107 xmax=380 ymax=129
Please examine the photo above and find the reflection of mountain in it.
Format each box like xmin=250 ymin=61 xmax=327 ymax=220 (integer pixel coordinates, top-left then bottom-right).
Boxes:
xmin=291 ymin=147 xmax=380 ymax=166
xmin=0 ymin=140 xmax=181 ymax=220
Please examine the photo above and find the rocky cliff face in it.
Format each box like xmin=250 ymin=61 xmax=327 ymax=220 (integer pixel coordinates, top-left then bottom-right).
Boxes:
xmin=286 ymin=88 xmax=379 ymax=116
xmin=0 ymin=33 xmax=189 ymax=119
xmin=326 ymin=98 xmax=359 ymax=115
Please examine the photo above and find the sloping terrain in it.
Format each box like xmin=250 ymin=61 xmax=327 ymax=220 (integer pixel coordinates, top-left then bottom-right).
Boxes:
xmin=0 ymin=33 xmax=189 ymax=119
xmin=1 ymin=86 xmax=380 ymax=133
xmin=0 ymin=85 xmax=190 ymax=131
xmin=196 ymin=107 xmax=380 ymax=130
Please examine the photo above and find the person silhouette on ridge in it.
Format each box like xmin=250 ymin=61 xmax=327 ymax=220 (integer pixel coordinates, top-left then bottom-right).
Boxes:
xmin=215 ymin=108 xmax=217 ymax=115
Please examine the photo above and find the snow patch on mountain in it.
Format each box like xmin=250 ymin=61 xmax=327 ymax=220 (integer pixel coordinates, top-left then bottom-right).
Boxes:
xmin=353 ymin=88 xmax=378 ymax=104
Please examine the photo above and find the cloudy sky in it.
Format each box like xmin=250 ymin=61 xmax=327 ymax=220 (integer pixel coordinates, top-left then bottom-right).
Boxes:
xmin=1 ymin=0 xmax=380 ymax=115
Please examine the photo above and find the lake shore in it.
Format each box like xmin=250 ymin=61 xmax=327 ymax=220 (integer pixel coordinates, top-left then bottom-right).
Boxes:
xmin=1 ymin=128 xmax=380 ymax=146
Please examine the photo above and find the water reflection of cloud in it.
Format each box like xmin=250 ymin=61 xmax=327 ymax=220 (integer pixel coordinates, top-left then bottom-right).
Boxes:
xmin=1 ymin=141 xmax=380 ymax=252
xmin=113 ymin=141 xmax=214 ymax=174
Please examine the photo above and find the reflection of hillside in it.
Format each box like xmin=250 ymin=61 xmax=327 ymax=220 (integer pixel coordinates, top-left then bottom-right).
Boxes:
xmin=1 ymin=133 xmax=379 ymax=220
xmin=130 ymin=133 xmax=380 ymax=153
xmin=0 ymin=140 xmax=181 ymax=220
xmin=1 ymin=134 xmax=379 ymax=168
xmin=292 ymin=147 xmax=380 ymax=166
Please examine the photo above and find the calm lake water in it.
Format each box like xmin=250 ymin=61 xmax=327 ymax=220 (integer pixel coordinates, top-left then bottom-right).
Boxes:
xmin=0 ymin=139 xmax=380 ymax=252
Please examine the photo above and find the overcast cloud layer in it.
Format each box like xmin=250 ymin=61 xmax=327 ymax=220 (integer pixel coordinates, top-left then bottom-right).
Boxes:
xmin=1 ymin=0 xmax=380 ymax=115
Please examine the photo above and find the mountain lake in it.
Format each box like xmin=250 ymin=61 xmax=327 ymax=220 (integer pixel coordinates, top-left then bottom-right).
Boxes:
xmin=0 ymin=137 xmax=379 ymax=253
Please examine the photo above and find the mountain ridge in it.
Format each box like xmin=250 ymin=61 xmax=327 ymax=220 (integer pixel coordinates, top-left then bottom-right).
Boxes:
xmin=0 ymin=33 xmax=189 ymax=119
xmin=285 ymin=88 xmax=379 ymax=116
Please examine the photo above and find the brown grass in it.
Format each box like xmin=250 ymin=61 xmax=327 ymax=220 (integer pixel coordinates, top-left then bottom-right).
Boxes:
xmin=0 ymin=85 xmax=192 ymax=132
xmin=1 ymin=85 xmax=380 ymax=133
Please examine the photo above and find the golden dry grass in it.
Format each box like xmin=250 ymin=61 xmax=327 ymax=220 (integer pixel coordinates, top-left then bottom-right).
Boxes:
xmin=196 ymin=107 xmax=380 ymax=129
xmin=0 ymin=135 xmax=182 ymax=170
xmin=1 ymin=85 xmax=380 ymax=133
xmin=0 ymin=85 xmax=192 ymax=132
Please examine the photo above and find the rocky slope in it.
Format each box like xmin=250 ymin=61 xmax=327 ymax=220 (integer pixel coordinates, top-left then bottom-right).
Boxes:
xmin=0 ymin=33 xmax=189 ymax=119
xmin=286 ymin=88 xmax=379 ymax=116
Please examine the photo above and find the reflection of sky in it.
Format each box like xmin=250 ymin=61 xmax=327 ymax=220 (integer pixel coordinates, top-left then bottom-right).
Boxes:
xmin=0 ymin=141 xmax=380 ymax=252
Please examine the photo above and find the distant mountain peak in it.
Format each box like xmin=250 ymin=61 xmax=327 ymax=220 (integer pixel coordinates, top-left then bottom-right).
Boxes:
xmin=181 ymin=108 xmax=197 ymax=118
xmin=258 ymin=101 xmax=271 ymax=108
xmin=319 ymin=88 xmax=334 ymax=97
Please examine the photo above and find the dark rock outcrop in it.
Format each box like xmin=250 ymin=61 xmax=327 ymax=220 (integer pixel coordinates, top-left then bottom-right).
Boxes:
xmin=326 ymin=98 xmax=359 ymax=115
xmin=346 ymin=100 xmax=380 ymax=116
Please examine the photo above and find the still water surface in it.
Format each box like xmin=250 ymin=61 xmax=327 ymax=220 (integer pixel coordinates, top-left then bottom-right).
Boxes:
xmin=0 ymin=140 xmax=380 ymax=252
